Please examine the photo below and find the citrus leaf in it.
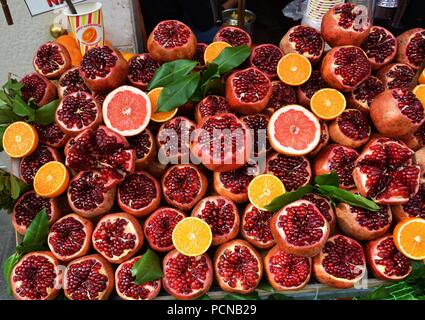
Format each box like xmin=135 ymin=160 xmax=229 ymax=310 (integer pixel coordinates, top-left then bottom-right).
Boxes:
xmin=213 ymin=45 xmax=251 ymax=74
xmin=314 ymin=171 xmax=340 ymax=187
xmin=264 ymin=185 xmax=313 ymax=212
xmin=132 ymin=248 xmax=163 ymax=285
xmin=22 ymin=209 xmax=49 ymax=248
xmin=148 ymin=59 xmax=198 ymax=90
xmin=257 ymin=280 xmax=274 ymax=293
xmin=2 ymin=253 xmax=21 ymax=296
xmin=12 ymin=95 xmax=35 ymax=120
xmin=0 ymin=108 xmax=19 ymax=124
xmin=35 ymin=99 xmax=59 ymax=125
xmin=316 ymin=185 xmax=380 ymax=211
xmin=269 ymin=293 xmax=295 ymax=300
xmin=198 ymin=294 xmax=211 ymax=300
xmin=223 ymin=292 xmax=259 ymax=300
xmin=3 ymin=79 xmax=23 ymax=94
xmin=0 ymin=126 xmax=6 ymax=151
xmin=10 ymin=175 xmax=21 ymax=200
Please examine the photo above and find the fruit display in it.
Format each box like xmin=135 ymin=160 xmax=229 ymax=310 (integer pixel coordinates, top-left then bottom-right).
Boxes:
xmin=1 ymin=3 xmax=425 ymax=302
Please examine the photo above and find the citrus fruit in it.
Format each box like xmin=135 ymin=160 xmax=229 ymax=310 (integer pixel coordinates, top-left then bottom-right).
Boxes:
xmin=268 ymin=104 xmax=321 ymax=156
xmin=33 ymin=161 xmax=70 ymax=198
xmin=413 ymin=84 xmax=425 ymax=107
xmin=172 ymin=217 xmax=212 ymax=256
xmin=121 ymin=51 xmax=136 ymax=62
xmin=204 ymin=41 xmax=231 ymax=64
xmin=419 ymin=69 xmax=425 ymax=85
xmin=3 ymin=122 xmax=38 ymax=158
xmin=248 ymin=174 xmax=286 ymax=210
xmin=102 ymin=85 xmax=152 ymax=136
xmin=148 ymin=87 xmax=178 ymax=122
xmin=393 ymin=218 xmax=425 ymax=260
xmin=277 ymin=53 xmax=312 ymax=86
xmin=56 ymin=34 xmax=82 ymax=67
xmin=310 ymin=88 xmax=346 ymax=120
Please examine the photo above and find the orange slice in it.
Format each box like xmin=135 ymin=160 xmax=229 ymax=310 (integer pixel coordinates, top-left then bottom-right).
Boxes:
xmin=310 ymin=88 xmax=346 ymax=120
xmin=419 ymin=69 xmax=425 ymax=85
xmin=393 ymin=218 xmax=425 ymax=260
xmin=33 ymin=161 xmax=69 ymax=198
xmin=204 ymin=41 xmax=231 ymax=64
xmin=277 ymin=53 xmax=312 ymax=86
xmin=248 ymin=174 xmax=285 ymax=210
xmin=148 ymin=87 xmax=178 ymax=122
xmin=2 ymin=122 xmax=38 ymax=158
xmin=413 ymin=84 xmax=425 ymax=107
xmin=172 ymin=217 xmax=212 ymax=256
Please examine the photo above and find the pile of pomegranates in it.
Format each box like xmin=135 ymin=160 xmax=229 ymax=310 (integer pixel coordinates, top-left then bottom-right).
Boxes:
xmin=7 ymin=4 xmax=425 ymax=300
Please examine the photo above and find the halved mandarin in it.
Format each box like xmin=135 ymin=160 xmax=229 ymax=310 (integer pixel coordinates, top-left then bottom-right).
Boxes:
xmin=148 ymin=87 xmax=178 ymax=122
xmin=393 ymin=218 xmax=425 ymax=260
xmin=310 ymin=88 xmax=346 ymax=120
xmin=2 ymin=122 xmax=38 ymax=158
xmin=413 ymin=85 xmax=425 ymax=108
xmin=277 ymin=53 xmax=312 ymax=86
xmin=248 ymin=174 xmax=285 ymax=210
xmin=172 ymin=217 xmax=212 ymax=257
xmin=204 ymin=41 xmax=231 ymax=64
xmin=33 ymin=161 xmax=69 ymax=198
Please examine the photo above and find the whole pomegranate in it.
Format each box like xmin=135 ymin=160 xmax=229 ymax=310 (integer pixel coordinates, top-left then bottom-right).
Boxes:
xmin=249 ymin=44 xmax=284 ymax=78
xmin=240 ymin=203 xmax=275 ymax=249
xmin=147 ymin=20 xmax=197 ymax=62
xmin=392 ymin=183 xmax=425 ymax=221
xmin=20 ymin=73 xmax=57 ymax=107
xmin=360 ymin=26 xmax=397 ymax=69
xmin=57 ymin=67 xmax=91 ymax=99
xmin=377 ymin=63 xmax=415 ymax=90
xmin=162 ymin=250 xmax=213 ymax=300
xmin=396 ymin=28 xmax=425 ymax=70
xmin=127 ymin=53 xmax=160 ymax=90
xmin=270 ymin=199 xmax=330 ymax=257
xmin=213 ymin=26 xmax=252 ymax=47
xmin=280 ymin=25 xmax=325 ymax=64
xmin=321 ymin=3 xmax=371 ymax=47
xmin=348 ymin=76 xmax=385 ymax=114
xmin=194 ymin=95 xmax=231 ymax=124
xmin=35 ymin=122 xmax=69 ymax=148
xmin=127 ymin=129 xmax=157 ymax=170
xmin=265 ymin=80 xmax=297 ymax=115
xmin=370 ymin=88 xmax=425 ymax=138
xmin=33 ymin=41 xmax=71 ymax=79
xmin=329 ymin=109 xmax=371 ymax=148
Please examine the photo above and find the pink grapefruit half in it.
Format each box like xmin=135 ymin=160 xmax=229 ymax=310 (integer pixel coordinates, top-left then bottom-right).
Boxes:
xmin=268 ymin=104 xmax=320 ymax=156
xmin=102 ymin=85 xmax=151 ymax=136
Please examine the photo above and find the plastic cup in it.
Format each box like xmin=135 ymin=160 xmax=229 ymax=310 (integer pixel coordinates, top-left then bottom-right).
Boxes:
xmin=63 ymin=2 xmax=104 ymax=56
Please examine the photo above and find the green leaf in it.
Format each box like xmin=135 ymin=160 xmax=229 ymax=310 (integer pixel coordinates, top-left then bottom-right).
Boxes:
xmin=223 ymin=292 xmax=259 ymax=300
xmin=9 ymin=175 xmax=21 ymax=200
xmin=3 ymin=79 xmax=23 ymax=94
xmin=22 ymin=209 xmax=49 ymax=248
xmin=35 ymin=99 xmax=59 ymax=125
xmin=11 ymin=95 xmax=35 ymax=120
xmin=0 ymin=108 xmax=19 ymax=124
xmin=198 ymin=294 xmax=211 ymax=300
xmin=0 ymin=126 xmax=6 ymax=151
xmin=269 ymin=293 xmax=295 ymax=300
xmin=316 ymin=185 xmax=380 ymax=212
xmin=314 ymin=171 xmax=340 ymax=187
xmin=156 ymin=72 xmax=200 ymax=112
xmin=264 ymin=185 xmax=313 ymax=212
xmin=2 ymin=253 xmax=21 ymax=296
xmin=257 ymin=280 xmax=274 ymax=293
xmin=15 ymin=243 xmax=47 ymax=255
xmin=148 ymin=60 xmax=198 ymax=90
xmin=201 ymin=63 xmax=220 ymax=82
xmin=407 ymin=261 xmax=425 ymax=282
xmin=131 ymin=248 xmax=163 ymax=285
xmin=213 ymin=45 xmax=251 ymax=74
xmin=0 ymin=90 xmax=11 ymax=104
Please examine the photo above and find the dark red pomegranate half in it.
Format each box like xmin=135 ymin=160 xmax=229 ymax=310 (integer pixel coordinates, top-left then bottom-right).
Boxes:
xmin=241 ymin=203 xmax=275 ymax=249
xmin=360 ymin=26 xmax=397 ymax=70
xmin=127 ymin=129 xmax=157 ymax=170
xmin=194 ymin=95 xmax=231 ymax=124
xmin=34 ymin=122 xmax=69 ymax=149
xmin=265 ymin=80 xmax=297 ymax=115
xmin=310 ymin=120 xmax=330 ymax=157
xmin=213 ymin=26 xmax=252 ymax=48
xmin=193 ymin=42 xmax=208 ymax=70
xmin=377 ymin=63 xmax=415 ymax=90
xmin=391 ymin=182 xmax=425 ymax=221
xmin=20 ymin=144 xmax=61 ymax=184
xmin=401 ymin=123 xmax=425 ymax=151
xmin=20 ymin=73 xmax=57 ymax=107
xmin=127 ymin=53 xmax=160 ymax=90
xmin=396 ymin=28 xmax=425 ymax=70
xmin=329 ymin=109 xmax=371 ymax=148
xmin=249 ymin=44 xmax=284 ymax=78
xmin=57 ymin=67 xmax=91 ymax=99
xmin=348 ymin=75 xmax=385 ymax=114
xmin=296 ymin=70 xmax=328 ymax=108
xmin=241 ymin=113 xmax=271 ymax=157
xmin=33 ymin=41 xmax=71 ymax=79
xmin=302 ymin=193 xmax=336 ymax=234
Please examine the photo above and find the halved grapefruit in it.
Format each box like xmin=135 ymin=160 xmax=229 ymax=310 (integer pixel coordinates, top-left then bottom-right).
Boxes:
xmin=268 ymin=104 xmax=320 ymax=156
xmin=102 ymin=86 xmax=151 ymax=136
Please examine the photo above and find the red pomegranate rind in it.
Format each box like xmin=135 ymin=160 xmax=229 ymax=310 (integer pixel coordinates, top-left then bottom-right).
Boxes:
xmin=214 ymin=26 xmax=252 ymax=47
xmin=241 ymin=113 xmax=271 ymax=157
xmin=127 ymin=129 xmax=157 ymax=170
xmin=48 ymin=214 xmax=93 ymax=261
xmin=302 ymin=193 xmax=336 ymax=233
xmin=392 ymin=183 xmax=425 ymax=221
xmin=11 ymin=252 xmax=61 ymax=300
xmin=348 ymin=76 xmax=385 ymax=114
xmin=64 ymin=254 xmax=114 ymax=300
xmin=241 ymin=204 xmax=275 ymax=249
xmin=313 ymin=235 xmax=366 ymax=289
xmin=92 ymin=212 xmax=144 ymax=264
xmin=193 ymin=42 xmax=208 ymax=69
xmin=128 ymin=53 xmax=160 ymax=90
xmin=396 ymin=28 xmax=425 ymax=70
xmin=33 ymin=41 xmax=71 ymax=79
xmin=58 ymin=67 xmax=91 ymax=99
xmin=20 ymin=144 xmax=61 ymax=184
xmin=194 ymin=95 xmax=231 ymax=124
xmin=115 ymin=256 xmax=161 ymax=300
xmin=35 ymin=122 xmax=69 ymax=148
xmin=309 ymin=121 xmax=329 ymax=157
xmin=162 ymin=250 xmax=213 ymax=300
xmin=296 ymin=70 xmax=328 ymax=108
xmin=401 ymin=122 xmax=425 ymax=151
xmin=214 ymin=240 xmax=263 ymax=294
xmin=360 ymin=26 xmax=397 ymax=69
xmin=266 ymin=80 xmax=297 ymax=114
xmin=266 ymin=153 xmax=312 ymax=191
xmin=192 ymin=196 xmax=240 ymax=246
xmin=12 ymin=191 xmax=60 ymax=235
xmin=264 ymin=246 xmax=311 ymax=291
xmin=249 ymin=44 xmax=284 ymax=78
xmin=20 ymin=73 xmax=57 ymax=107
xmin=270 ymin=199 xmax=329 ymax=257
xmin=280 ymin=25 xmax=324 ymax=63
xmin=144 ymin=207 xmax=186 ymax=252
xmin=377 ymin=63 xmax=415 ymax=90
xmin=353 ymin=137 xmax=421 ymax=204
xmin=366 ymin=235 xmax=412 ymax=281
xmin=329 ymin=109 xmax=371 ymax=148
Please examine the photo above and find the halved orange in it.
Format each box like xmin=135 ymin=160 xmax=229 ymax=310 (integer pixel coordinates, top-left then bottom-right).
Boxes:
xmin=33 ymin=161 xmax=69 ymax=198
xmin=172 ymin=217 xmax=212 ymax=256
xmin=310 ymin=88 xmax=346 ymax=120
xmin=148 ymin=87 xmax=178 ymax=122
xmin=248 ymin=174 xmax=285 ymax=210
xmin=2 ymin=122 xmax=38 ymax=158
xmin=277 ymin=53 xmax=312 ymax=86
xmin=204 ymin=41 xmax=231 ymax=64
xmin=413 ymin=84 xmax=425 ymax=107
xmin=419 ymin=69 xmax=425 ymax=85
xmin=393 ymin=218 xmax=425 ymax=260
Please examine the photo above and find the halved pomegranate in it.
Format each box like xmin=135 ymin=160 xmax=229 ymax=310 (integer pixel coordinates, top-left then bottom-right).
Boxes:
xmin=313 ymin=235 xmax=366 ymax=289
xmin=33 ymin=41 xmax=71 ymax=79
xmin=415 ymin=147 xmax=425 ymax=180
xmin=20 ymin=144 xmax=61 ymax=184
xmin=366 ymin=235 xmax=412 ymax=281
xmin=396 ymin=28 xmax=425 ymax=70
xmin=401 ymin=123 xmax=425 ymax=151
xmin=314 ymin=144 xmax=359 ymax=190
xmin=264 ymin=245 xmax=311 ymax=291
xmin=191 ymin=195 xmax=240 ymax=246
xmin=161 ymin=164 xmax=207 ymax=211
xmin=64 ymin=254 xmax=114 ymax=300
xmin=10 ymin=251 xmax=61 ymax=300
xmin=392 ymin=182 xmax=425 ymax=221
xmin=353 ymin=137 xmax=421 ymax=204
xmin=266 ymin=153 xmax=312 ymax=191
xmin=265 ymin=80 xmax=297 ymax=115
xmin=270 ymin=199 xmax=329 ymax=257
xmin=127 ymin=53 xmax=160 ymax=90
xmin=241 ymin=113 xmax=271 ymax=157
xmin=310 ymin=121 xmax=330 ymax=157
xmin=127 ymin=129 xmax=157 ymax=170
xmin=213 ymin=26 xmax=252 ymax=47
xmin=162 ymin=250 xmax=213 ymax=300
xmin=92 ymin=212 xmax=144 ymax=264
xmin=321 ymin=46 xmax=371 ymax=92
xmin=115 ymin=256 xmax=162 ymax=300
xmin=214 ymin=239 xmax=263 ymax=294
xmin=193 ymin=42 xmax=207 ymax=70
xmin=249 ymin=44 xmax=284 ymax=78
xmin=118 ymin=171 xmax=161 ymax=217
xmin=241 ymin=203 xmax=275 ymax=249
xmin=194 ymin=95 xmax=231 ymax=124
xmin=377 ymin=63 xmax=415 ymax=90
xmin=321 ymin=3 xmax=371 ymax=47
xmin=191 ymin=113 xmax=251 ymax=172
xmin=329 ymin=109 xmax=371 ymax=148
xmin=48 ymin=213 xmax=93 ymax=261
xmin=348 ymin=76 xmax=385 ymax=114
xmin=226 ymin=67 xmax=272 ymax=114
xmin=79 ymin=46 xmax=129 ymax=93
xmin=302 ymin=193 xmax=336 ymax=234
xmin=280 ymin=25 xmax=324 ymax=64
xmin=144 ymin=207 xmax=186 ymax=252
xmin=57 ymin=67 xmax=91 ymax=99
xmin=12 ymin=191 xmax=60 ymax=235
xmin=35 ymin=123 xmax=69 ymax=149
xmin=20 ymin=73 xmax=57 ymax=107
xmin=360 ymin=26 xmax=397 ymax=69
xmin=296 ymin=70 xmax=328 ymax=108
